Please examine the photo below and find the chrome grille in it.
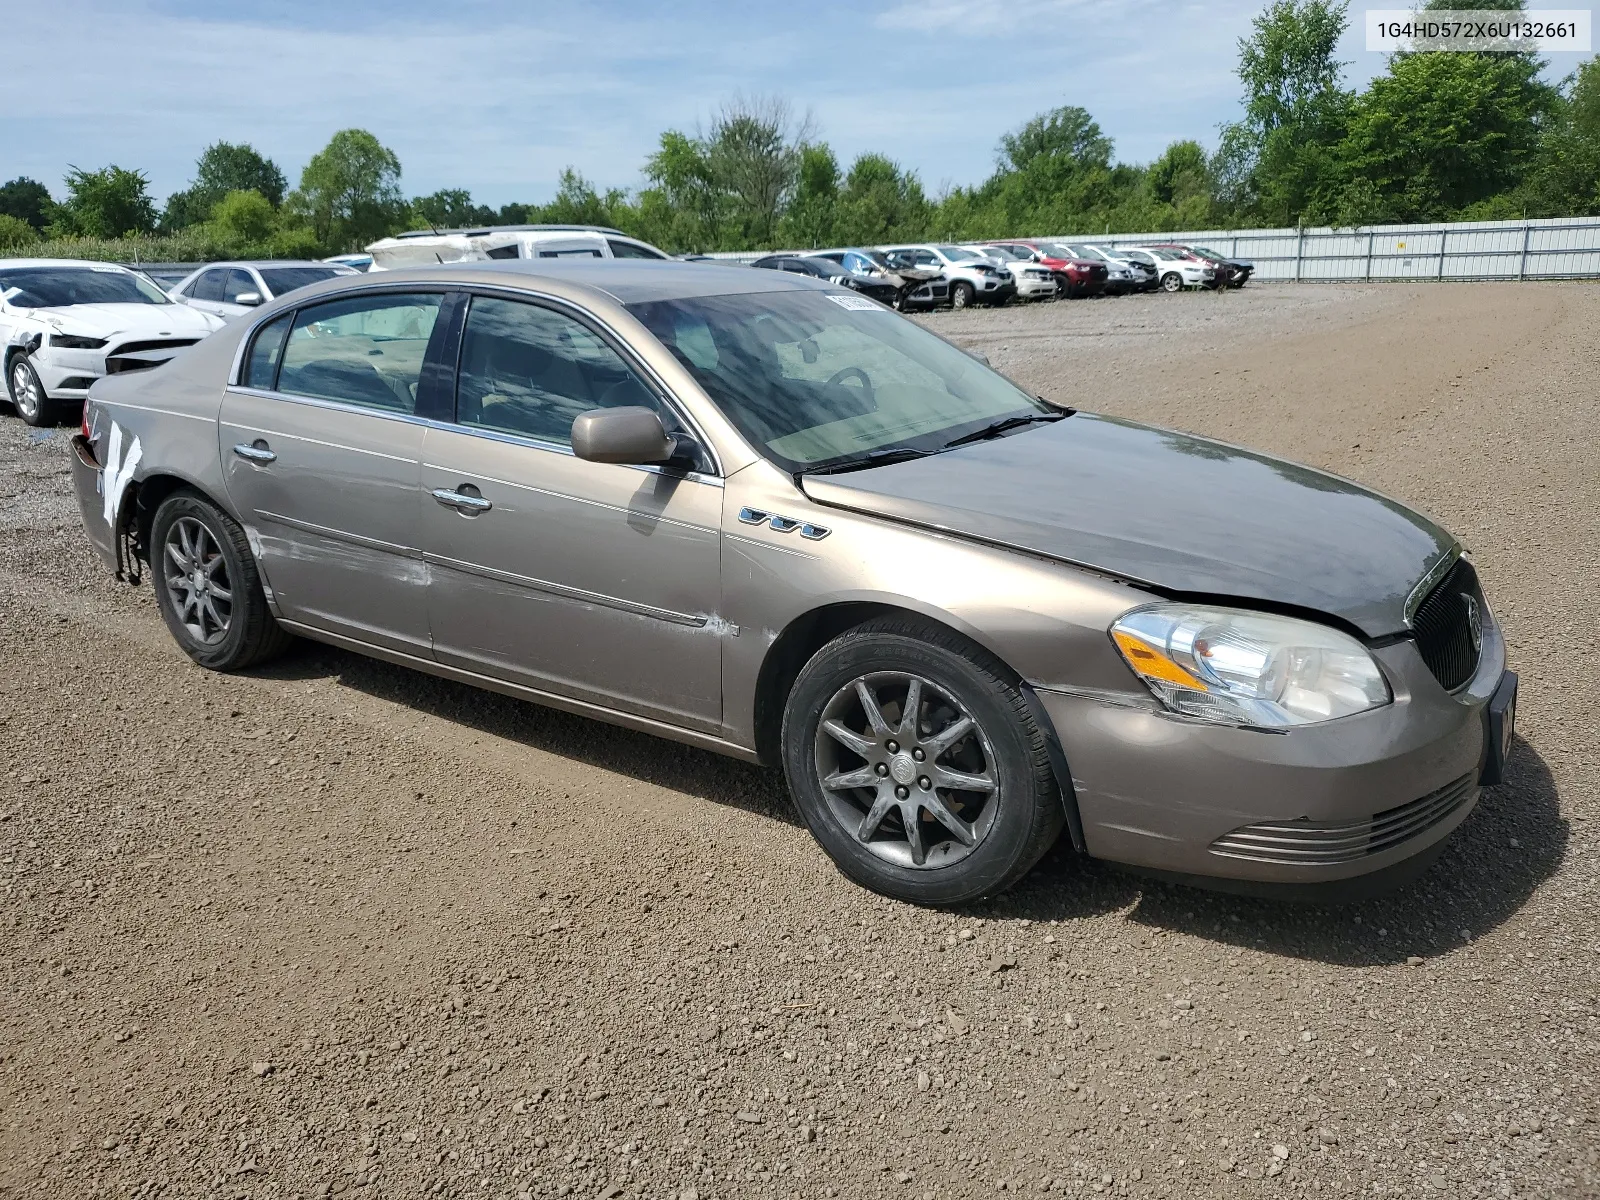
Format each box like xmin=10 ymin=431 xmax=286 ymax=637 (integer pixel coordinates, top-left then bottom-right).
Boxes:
xmin=1209 ymin=774 xmax=1476 ymax=865
xmin=1412 ymin=557 xmax=1482 ymax=691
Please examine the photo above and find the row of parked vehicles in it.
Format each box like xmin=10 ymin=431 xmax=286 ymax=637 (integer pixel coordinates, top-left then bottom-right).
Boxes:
xmin=0 ymin=226 xmax=1251 ymax=426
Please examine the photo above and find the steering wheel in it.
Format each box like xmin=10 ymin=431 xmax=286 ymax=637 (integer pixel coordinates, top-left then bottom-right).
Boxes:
xmin=825 ymin=366 xmax=874 ymax=401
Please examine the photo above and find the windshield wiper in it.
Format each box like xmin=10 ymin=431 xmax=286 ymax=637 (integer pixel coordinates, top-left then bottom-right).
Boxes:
xmin=941 ymin=410 xmax=1071 ymax=450
xmin=803 ymin=445 xmax=936 ymax=476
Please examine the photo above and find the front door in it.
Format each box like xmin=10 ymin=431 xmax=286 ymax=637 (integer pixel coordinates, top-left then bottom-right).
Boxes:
xmin=420 ymin=293 xmax=723 ymax=729
xmin=219 ymin=289 xmax=451 ymax=656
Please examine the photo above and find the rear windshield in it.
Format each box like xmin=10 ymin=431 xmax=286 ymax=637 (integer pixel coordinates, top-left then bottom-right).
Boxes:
xmin=628 ymin=289 xmax=1049 ymax=473
xmin=259 ymin=267 xmax=344 ymax=297
xmin=0 ymin=266 xmax=169 ymax=307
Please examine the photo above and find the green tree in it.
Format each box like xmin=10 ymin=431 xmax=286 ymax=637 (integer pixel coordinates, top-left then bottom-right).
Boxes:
xmin=779 ymin=144 xmax=841 ymax=248
xmin=1513 ymin=53 xmax=1600 ymax=214
xmin=998 ymin=106 xmax=1112 ymax=173
xmin=209 ymin=189 xmax=276 ymax=245
xmin=705 ymin=95 xmax=810 ymax=247
xmin=163 ymin=141 xmax=288 ymax=229
xmin=0 ymin=177 xmax=54 ymax=232
xmin=836 ymin=154 xmax=933 ymax=245
xmin=1336 ymin=45 xmax=1555 ymax=219
xmin=1216 ymin=0 xmax=1352 ymax=224
xmin=53 ymin=165 xmax=157 ymax=238
xmin=642 ymin=129 xmax=723 ymax=250
xmin=409 ymin=188 xmax=495 ymax=230
xmin=0 ymin=213 xmax=38 ymax=252
xmin=284 ymin=129 xmax=405 ymax=252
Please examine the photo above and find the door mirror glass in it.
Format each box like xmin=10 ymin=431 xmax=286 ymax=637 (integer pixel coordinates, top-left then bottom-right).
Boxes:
xmin=571 ymin=406 xmax=676 ymax=465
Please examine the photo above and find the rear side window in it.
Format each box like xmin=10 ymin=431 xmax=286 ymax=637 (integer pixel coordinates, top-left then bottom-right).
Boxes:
xmin=483 ymin=244 xmax=521 ymax=260
xmin=242 ymin=312 xmax=292 ymax=389
xmin=536 ymin=247 xmax=603 ymax=259
xmin=277 ymin=292 xmax=443 ymax=414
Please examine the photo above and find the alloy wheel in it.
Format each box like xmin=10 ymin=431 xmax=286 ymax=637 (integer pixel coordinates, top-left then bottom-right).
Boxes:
xmin=162 ymin=516 xmax=234 ymax=646
xmin=812 ymin=671 xmax=1001 ymax=869
xmin=10 ymin=362 xmax=40 ymax=422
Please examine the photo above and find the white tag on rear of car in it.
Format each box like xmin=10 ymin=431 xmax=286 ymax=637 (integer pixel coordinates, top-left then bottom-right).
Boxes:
xmin=825 ymin=293 xmax=884 ymax=311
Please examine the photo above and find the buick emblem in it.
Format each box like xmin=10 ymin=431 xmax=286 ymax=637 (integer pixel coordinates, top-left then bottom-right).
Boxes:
xmin=1462 ymin=593 xmax=1483 ymax=652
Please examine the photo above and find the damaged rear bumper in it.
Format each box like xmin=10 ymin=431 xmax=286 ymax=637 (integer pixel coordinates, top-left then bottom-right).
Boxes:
xmin=69 ymin=434 xmax=119 ymax=572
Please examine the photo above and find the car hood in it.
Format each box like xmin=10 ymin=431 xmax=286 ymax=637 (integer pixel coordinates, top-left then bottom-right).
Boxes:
xmin=39 ymin=303 xmax=219 ymax=339
xmin=799 ymin=413 xmax=1456 ymax=637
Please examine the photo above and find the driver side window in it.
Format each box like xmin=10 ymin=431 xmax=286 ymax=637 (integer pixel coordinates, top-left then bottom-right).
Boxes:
xmin=455 ymin=296 xmax=664 ymax=446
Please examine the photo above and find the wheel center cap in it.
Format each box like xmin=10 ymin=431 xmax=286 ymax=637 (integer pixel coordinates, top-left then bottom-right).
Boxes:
xmin=888 ymin=753 xmax=917 ymax=785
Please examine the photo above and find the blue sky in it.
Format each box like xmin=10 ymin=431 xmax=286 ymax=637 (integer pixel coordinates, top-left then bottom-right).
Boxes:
xmin=7 ymin=0 xmax=1594 ymax=207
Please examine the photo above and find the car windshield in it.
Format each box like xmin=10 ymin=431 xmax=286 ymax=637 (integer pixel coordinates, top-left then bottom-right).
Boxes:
xmin=1033 ymin=243 xmax=1073 ymax=259
xmin=0 ymin=266 xmax=170 ymax=307
xmin=982 ymin=245 xmax=1027 ymax=261
xmin=1188 ymin=247 xmax=1227 ymax=260
xmin=629 ymin=289 xmax=1051 ymax=473
xmin=259 ymin=267 xmax=344 ymax=297
xmin=937 ymin=246 xmax=983 ymax=262
xmin=1145 ymin=248 xmax=1182 ymax=260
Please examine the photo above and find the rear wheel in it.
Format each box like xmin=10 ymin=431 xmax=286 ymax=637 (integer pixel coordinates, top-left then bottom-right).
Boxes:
xmin=151 ymin=491 xmax=293 ymax=671
xmin=781 ymin=617 xmax=1064 ymax=905
xmin=7 ymin=356 xmax=58 ymax=427
xmin=1160 ymin=272 xmax=1184 ymax=293
xmin=950 ymin=281 xmax=975 ymax=309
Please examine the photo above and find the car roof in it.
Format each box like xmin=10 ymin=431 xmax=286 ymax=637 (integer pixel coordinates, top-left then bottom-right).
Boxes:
xmin=0 ymin=258 xmax=142 ymax=270
xmin=390 ymin=224 xmax=626 ymax=240
xmin=274 ymin=259 xmax=829 ymax=306
xmin=187 ymin=260 xmax=352 ymax=270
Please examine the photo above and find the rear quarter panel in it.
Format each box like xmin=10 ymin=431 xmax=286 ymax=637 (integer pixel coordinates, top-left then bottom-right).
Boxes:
xmin=80 ymin=321 xmax=250 ymax=547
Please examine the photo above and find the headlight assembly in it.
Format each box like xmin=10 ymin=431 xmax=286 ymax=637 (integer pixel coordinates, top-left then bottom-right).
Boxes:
xmin=49 ymin=334 xmax=108 ymax=350
xmin=1110 ymin=604 xmax=1391 ymax=728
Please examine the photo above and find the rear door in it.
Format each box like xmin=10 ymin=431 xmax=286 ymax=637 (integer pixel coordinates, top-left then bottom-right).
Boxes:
xmin=419 ymin=290 xmax=724 ymax=729
xmin=219 ymin=289 xmax=459 ymax=656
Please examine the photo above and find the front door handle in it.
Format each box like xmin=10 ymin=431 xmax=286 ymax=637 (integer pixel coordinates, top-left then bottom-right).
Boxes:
xmin=431 ymin=487 xmax=492 ymax=514
xmin=233 ymin=441 xmax=276 ymax=463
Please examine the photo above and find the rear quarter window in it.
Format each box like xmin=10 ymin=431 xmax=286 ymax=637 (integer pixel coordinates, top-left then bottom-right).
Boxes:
xmin=242 ymin=312 xmax=292 ymax=389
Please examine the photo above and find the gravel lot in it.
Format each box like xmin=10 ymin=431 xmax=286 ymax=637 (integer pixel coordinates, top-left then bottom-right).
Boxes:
xmin=0 ymin=282 xmax=1594 ymax=1200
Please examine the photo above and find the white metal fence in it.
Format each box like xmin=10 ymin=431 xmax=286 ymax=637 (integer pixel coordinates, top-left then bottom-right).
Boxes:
xmin=1075 ymin=215 xmax=1600 ymax=282
xmin=705 ymin=215 xmax=1600 ymax=281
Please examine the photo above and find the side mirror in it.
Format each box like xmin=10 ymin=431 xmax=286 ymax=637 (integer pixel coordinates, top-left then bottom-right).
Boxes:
xmin=966 ymin=349 xmax=991 ymax=367
xmin=571 ymin=406 xmax=678 ymax=465
xmin=234 ymin=292 xmax=262 ymax=307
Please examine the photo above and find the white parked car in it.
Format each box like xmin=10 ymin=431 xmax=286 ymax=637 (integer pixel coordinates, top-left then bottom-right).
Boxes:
xmin=0 ymin=259 xmax=223 ymax=427
xmin=879 ymin=244 xmax=1016 ymax=308
xmin=366 ymin=225 xmax=672 ymax=271
xmin=169 ymin=260 xmax=359 ymax=321
xmin=967 ymin=244 xmax=1061 ymax=300
xmin=1121 ymin=246 xmax=1217 ymax=292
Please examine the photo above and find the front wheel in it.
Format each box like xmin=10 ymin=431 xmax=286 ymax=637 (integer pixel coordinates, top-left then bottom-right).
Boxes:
xmin=8 ymin=356 xmax=58 ymax=427
xmin=950 ymin=281 xmax=975 ymax=309
xmin=781 ymin=617 xmax=1064 ymax=905
xmin=151 ymin=491 xmax=294 ymax=671
xmin=1160 ymin=272 xmax=1184 ymax=293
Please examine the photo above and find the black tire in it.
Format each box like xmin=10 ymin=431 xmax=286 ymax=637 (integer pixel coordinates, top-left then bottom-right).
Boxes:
xmin=150 ymin=490 xmax=294 ymax=671
xmin=781 ymin=616 xmax=1064 ymax=905
xmin=7 ymin=355 xmax=59 ymax=427
xmin=950 ymin=281 xmax=975 ymax=309
xmin=1160 ymin=272 xmax=1184 ymax=293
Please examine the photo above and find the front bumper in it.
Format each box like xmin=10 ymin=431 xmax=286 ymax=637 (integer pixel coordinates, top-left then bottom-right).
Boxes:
xmin=34 ymin=350 xmax=106 ymax=399
xmin=1014 ymin=276 xmax=1057 ymax=298
xmin=1035 ymin=624 xmax=1510 ymax=890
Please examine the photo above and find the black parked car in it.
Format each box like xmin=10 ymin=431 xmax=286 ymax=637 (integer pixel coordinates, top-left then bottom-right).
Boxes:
xmin=1187 ymin=246 xmax=1255 ymax=288
xmin=749 ymin=255 xmax=900 ymax=306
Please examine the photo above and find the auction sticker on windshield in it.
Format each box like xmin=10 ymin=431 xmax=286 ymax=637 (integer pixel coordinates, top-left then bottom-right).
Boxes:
xmin=825 ymin=294 xmax=886 ymax=311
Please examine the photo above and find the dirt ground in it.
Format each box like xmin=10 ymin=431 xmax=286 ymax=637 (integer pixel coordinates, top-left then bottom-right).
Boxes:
xmin=0 ymin=282 xmax=1594 ymax=1200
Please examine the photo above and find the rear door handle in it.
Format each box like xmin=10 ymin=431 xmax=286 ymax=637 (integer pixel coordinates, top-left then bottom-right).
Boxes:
xmin=233 ymin=442 xmax=276 ymax=463
xmin=431 ymin=487 xmax=492 ymax=514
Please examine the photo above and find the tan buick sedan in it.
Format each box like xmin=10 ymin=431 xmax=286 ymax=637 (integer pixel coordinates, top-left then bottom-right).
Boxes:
xmin=68 ymin=261 xmax=1515 ymax=905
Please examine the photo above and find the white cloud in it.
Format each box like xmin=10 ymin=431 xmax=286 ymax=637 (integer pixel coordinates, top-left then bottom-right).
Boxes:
xmin=876 ymin=0 xmax=1122 ymax=35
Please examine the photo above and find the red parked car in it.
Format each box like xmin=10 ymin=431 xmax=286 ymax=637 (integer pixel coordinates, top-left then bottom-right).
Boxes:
xmin=982 ymin=241 xmax=1108 ymax=298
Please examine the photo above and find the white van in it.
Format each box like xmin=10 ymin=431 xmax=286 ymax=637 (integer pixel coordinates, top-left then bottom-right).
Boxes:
xmin=365 ymin=225 xmax=672 ymax=271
